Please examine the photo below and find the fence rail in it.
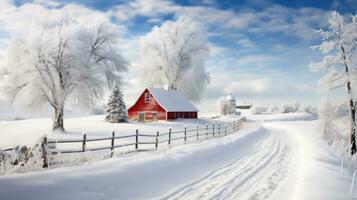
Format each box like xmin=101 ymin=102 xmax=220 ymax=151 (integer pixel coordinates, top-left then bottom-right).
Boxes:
xmin=2 ymin=118 xmax=245 ymax=169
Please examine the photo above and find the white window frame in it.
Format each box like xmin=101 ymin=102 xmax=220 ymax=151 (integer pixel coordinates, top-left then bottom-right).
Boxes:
xmin=152 ymin=112 xmax=158 ymax=122
xmin=138 ymin=112 xmax=146 ymax=122
xmin=144 ymin=93 xmax=151 ymax=103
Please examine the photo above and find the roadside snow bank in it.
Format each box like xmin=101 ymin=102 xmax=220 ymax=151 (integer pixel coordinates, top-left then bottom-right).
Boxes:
xmin=0 ymin=125 xmax=264 ymax=200
xmin=265 ymin=120 xmax=353 ymax=200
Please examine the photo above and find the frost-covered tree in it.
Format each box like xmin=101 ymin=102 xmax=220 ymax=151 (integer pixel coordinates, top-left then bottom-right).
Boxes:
xmin=310 ymin=11 xmax=357 ymax=153
xmin=140 ymin=17 xmax=209 ymax=102
xmin=2 ymin=16 xmax=128 ymax=132
xmin=217 ymin=97 xmax=228 ymax=116
xmin=105 ymin=85 xmax=128 ymax=123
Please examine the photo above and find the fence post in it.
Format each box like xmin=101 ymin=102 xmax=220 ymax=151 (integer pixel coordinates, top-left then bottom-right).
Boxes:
xmin=225 ymin=124 xmax=227 ymax=136
xmin=41 ymin=136 xmax=48 ymax=168
xmin=168 ymin=128 xmax=172 ymax=145
xmin=155 ymin=131 xmax=159 ymax=149
xmin=111 ymin=131 xmax=115 ymax=157
xmin=135 ymin=129 xmax=139 ymax=150
xmin=213 ymin=124 xmax=215 ymax=138
xmin=82 ymin=134 xmax=86 ymax=152
xmin=218 ymin=124 xmax=221 ymax=136
xmin=196 ymin=125 xmax=199 ymax=141
xmin=184 ymin=126 xmax=187 ymax=143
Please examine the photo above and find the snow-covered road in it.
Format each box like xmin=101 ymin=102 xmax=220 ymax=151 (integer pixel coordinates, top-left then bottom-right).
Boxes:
xmin=163 ymin=128 xmax=290 ymax=200
xmin=0 ymin=114 xmax=355 ymax=200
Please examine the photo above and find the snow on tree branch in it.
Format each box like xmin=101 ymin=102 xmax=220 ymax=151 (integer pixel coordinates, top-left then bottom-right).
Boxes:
xmin=139 ymin=17 xmax=209 ymax=102
xmin=1 ymin=15 xmax=128 ymax=131
xmin=311 ymin=11 xmax=357 ymax=154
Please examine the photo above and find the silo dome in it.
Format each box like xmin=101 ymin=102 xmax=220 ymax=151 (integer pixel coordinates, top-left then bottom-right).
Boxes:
xmin=226 ymin=94 xmax=235 ymax=101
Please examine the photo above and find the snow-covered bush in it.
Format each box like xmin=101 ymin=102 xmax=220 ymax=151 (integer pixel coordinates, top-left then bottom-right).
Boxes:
xmin=0 ymin=150 xmax=10 ymax=163
xmin=317 ymin=100 xmax=357 ymax=169
xmin=217 ymin=95 xmax=238 ymax=116
xmin=277 ymin=102 xmax=307 ymax=114
xmin=278 ymin=104 xmax=297 ymax=113
xmin=217 ymin=97 xmax=228 ymax=116
xmin=105 ymin=85 xmax=128 ymax=123
xmin=250 ymin=105 xmax=268 ymax=114
xmin=253 ymin=103 xmax=316 ymax=115
xmin=294 ymin=102 xmax=301 ymax=112
xmin=299 ymin=105 xmax=317 ymax=115
xmin=266 ymin=105 xmax=279 ymax=113
xmin=11 ymin=145 xmax=29 ymax=165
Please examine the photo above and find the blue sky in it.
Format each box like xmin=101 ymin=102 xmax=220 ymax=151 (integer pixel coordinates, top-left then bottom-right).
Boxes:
xmin=1 ymin=0 xmax=356 ymax=113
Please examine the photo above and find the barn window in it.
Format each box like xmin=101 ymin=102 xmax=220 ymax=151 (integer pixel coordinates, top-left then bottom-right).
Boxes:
xmin=144 ymin=93 xmax=151 ymax=103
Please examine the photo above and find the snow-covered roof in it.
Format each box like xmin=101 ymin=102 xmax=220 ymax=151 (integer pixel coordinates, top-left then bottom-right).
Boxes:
xmin=148 ymin=87 xmax=198 ymax=112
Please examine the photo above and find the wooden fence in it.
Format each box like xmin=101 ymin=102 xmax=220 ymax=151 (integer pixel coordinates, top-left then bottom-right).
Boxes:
xmin=3 ymin=118 xmax=245 ymax=169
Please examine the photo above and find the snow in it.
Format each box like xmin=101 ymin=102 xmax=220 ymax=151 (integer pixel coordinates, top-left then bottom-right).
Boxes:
xmin=147 ymin=87 xmax=198 ymax=112
xmin=1 ymin=15 xmax=128 ymax=131
xmin=0 ymin=111 xmax=355 ymax=199
xmin=226 ymin=94 xmax=235 ymax=101
xmin=264 ymin=121 xmax=352 ymax=200
xmin=140 ymin=17 xmax=209 ymax=102
xmin=0 ymin=114 xmax=230 ymax=150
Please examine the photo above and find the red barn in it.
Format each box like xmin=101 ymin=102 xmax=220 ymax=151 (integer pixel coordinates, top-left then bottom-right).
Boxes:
xmin=128 ymin=87 xmax=198 ymax=122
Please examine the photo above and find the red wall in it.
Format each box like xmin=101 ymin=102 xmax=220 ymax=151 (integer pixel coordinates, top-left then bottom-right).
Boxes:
xmin=167 ymin=112 xmax=197 ymax=120
xmin=128 ymin=89 xmax=167 ymax=121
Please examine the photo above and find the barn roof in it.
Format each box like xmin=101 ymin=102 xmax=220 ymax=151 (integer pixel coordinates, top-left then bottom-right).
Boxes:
xmin=147 ymin=87 xmax=198 ymax=112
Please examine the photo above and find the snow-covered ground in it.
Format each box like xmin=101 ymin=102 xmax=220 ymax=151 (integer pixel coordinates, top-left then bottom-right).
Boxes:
xmin=0 ymin=114 xmax=239 ymax=150
xmin=0 ymin=111 xmax=355 ymax=199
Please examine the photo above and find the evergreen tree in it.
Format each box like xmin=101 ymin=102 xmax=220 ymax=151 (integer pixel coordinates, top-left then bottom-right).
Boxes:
xmin=105 ymin=85 xmax=128 ymax=123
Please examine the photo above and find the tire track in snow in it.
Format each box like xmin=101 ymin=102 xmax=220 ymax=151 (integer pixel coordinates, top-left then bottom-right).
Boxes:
xmin=162 ymin=127 xmax=290 ymax=200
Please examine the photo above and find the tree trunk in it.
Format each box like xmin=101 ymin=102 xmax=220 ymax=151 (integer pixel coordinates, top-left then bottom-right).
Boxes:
xmin=349 ymin=97 xmax=356 ymax=154
xmin=347 ymin=82 xmax=356 ymax=154
xmin=53 ymin=106 xmax=64 ymax=132
xmin=341 ymin=45 xmax=356 ymax=154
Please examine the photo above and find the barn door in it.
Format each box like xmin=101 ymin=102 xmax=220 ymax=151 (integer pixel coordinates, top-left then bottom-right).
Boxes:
xmin=152 ymin=112 xmax=158 ymax=122
xmin=138 ymin=112 xmax=145 ymax=122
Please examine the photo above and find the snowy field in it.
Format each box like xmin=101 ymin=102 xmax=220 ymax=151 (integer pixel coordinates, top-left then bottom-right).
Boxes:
xmin=0 ymin=113 xmax=238 ymax=150
xmin=0 ymin=111 xmax=356 ymax=200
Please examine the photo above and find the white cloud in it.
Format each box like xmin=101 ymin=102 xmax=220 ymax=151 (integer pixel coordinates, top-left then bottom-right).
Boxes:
xmin=225 ymin=79 xmax=270 ymax=94
xmin=109 ymin=0 xmax=178 ymax=21
xmin=237 ymin=38 xmax=256 ymax=48
xmin=108 ymin=0 xmax=329 ymax=41
xmin=0 ymin=1 xmax=127 ymax=37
